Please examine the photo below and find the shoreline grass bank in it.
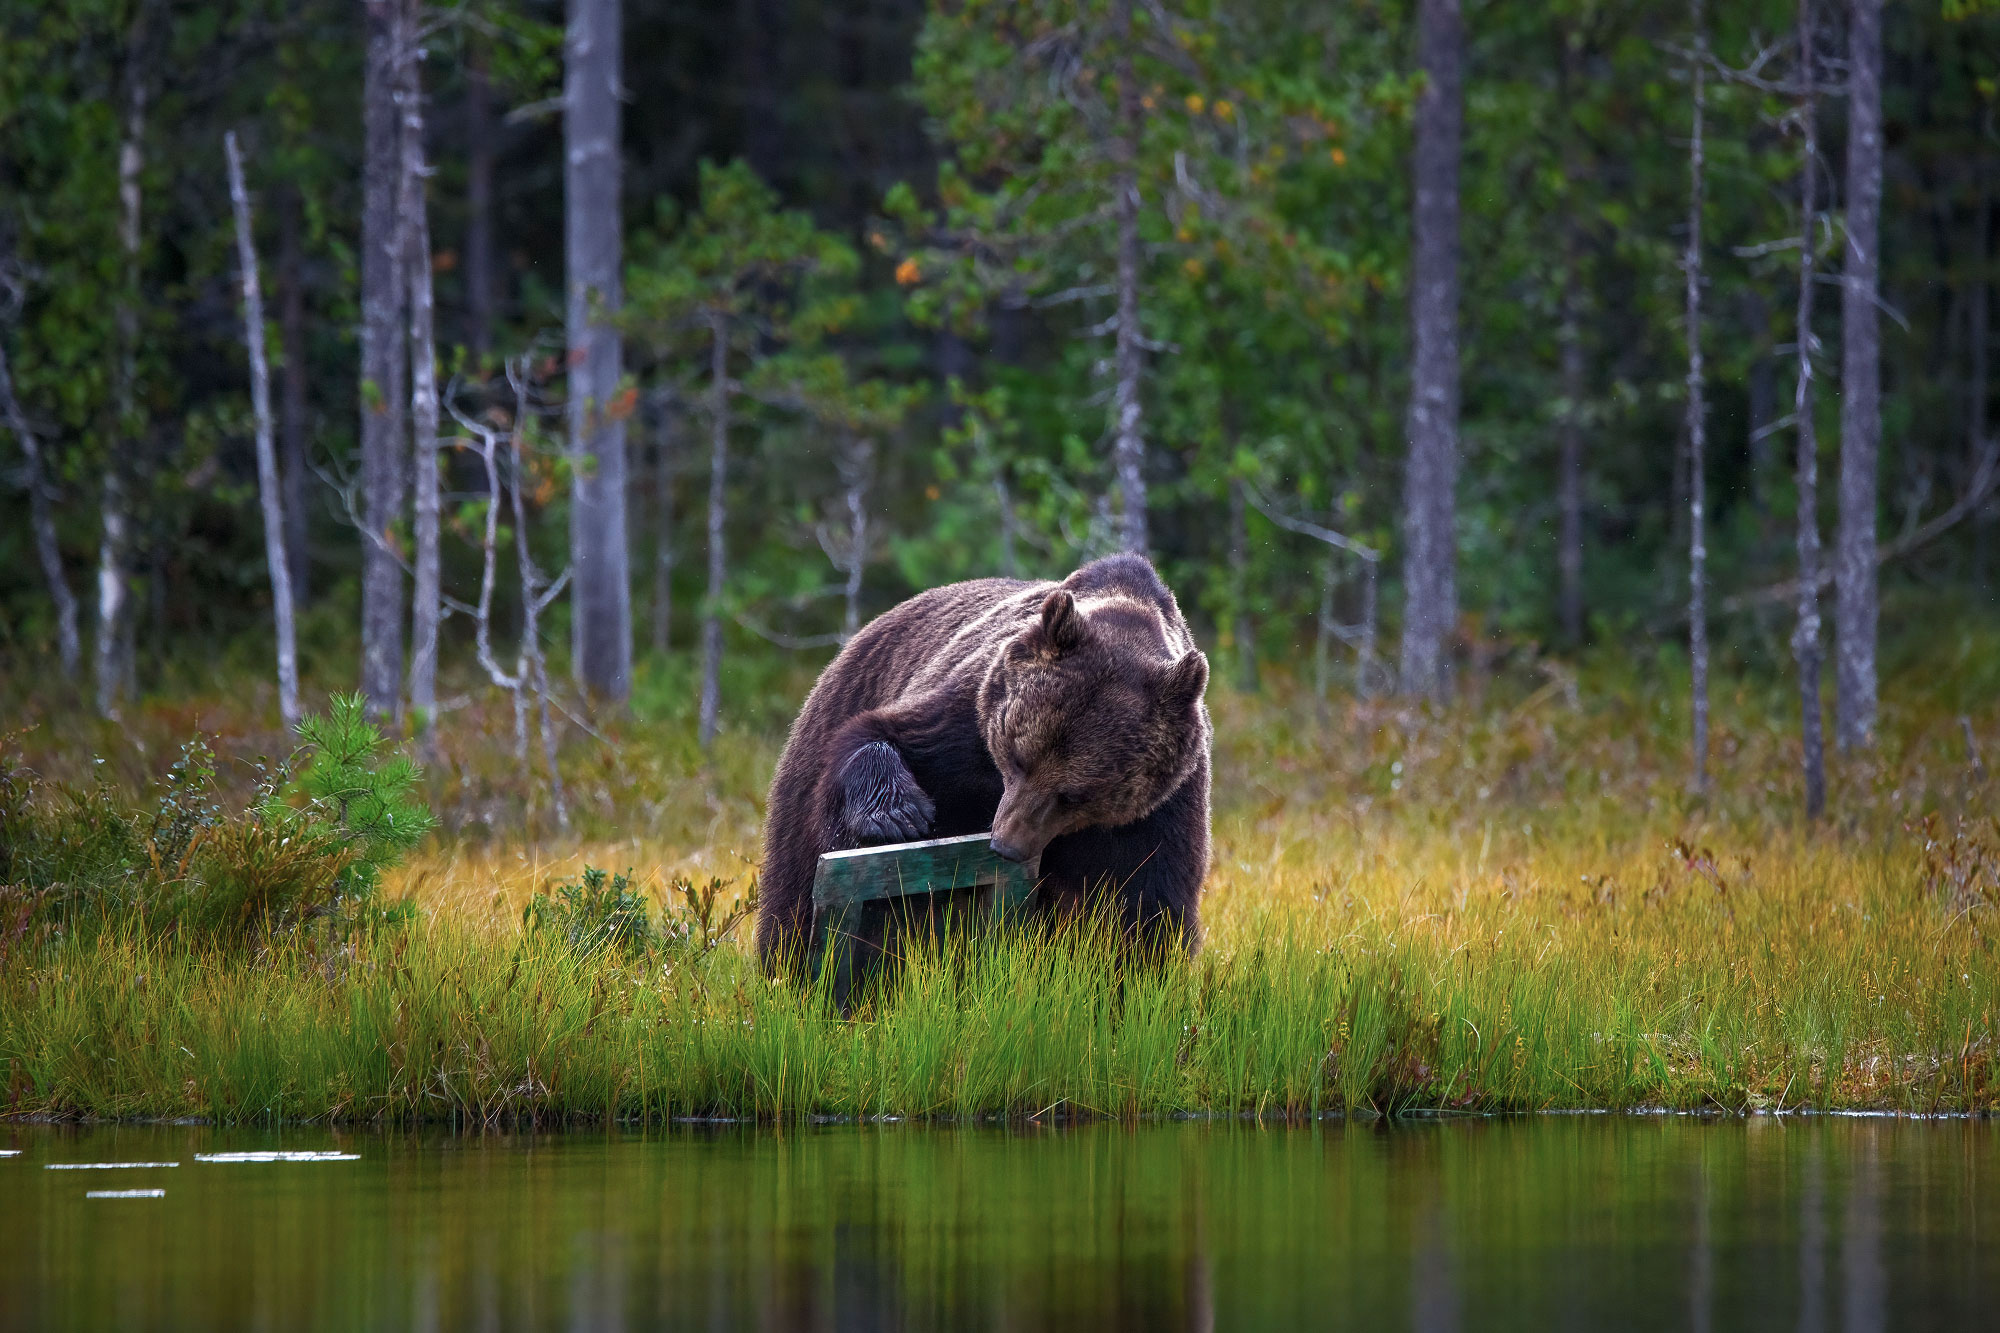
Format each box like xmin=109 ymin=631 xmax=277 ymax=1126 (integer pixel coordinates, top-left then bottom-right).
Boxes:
xmin=5 ymin=629 xmax=1999 ymax=1125
xmin=6 ymin=816 xmax=1994 ymax=1124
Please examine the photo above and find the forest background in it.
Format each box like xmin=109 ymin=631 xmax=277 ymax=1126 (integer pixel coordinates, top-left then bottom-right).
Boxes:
xmin=1 ymin=0 xmax=1997 ymax=810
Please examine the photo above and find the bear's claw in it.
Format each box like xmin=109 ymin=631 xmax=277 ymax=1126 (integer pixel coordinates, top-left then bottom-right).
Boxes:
xmin=837 ymin=741 xmax=936 ymax=845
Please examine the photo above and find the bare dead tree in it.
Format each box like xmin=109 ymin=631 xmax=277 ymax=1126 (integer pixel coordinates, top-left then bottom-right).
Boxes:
xmin=360 ymin=0 xmax=410 ymax=721
xmin=1556 ymin=28 xmax=1589 ymax=649
xmin=650 ymin=392 xmax=677 ymax=654
xmin=450 ymin=360 xmax=568 ymax=828
xmin=1109 ymin=0 xmax=1149 ymax=555
xmin=1399 ymin=0 xmax=1463 ymax=701
xmin=699 ymin=312 xmax=730 ymax=751
xmin=1245 ymin=485 xmax=1382 ymax=697
xmin=1227 ymin=477 xmax=1258 ymax=692
xmin=225 ymin=131 xmax=301 ymax=731
xmin=821 ymin=428 xmax=874 ymax=640
xmin=1834 ymin=0 xmax=1883 ymax=752
xmin=276 ymin=185 xmax=311 ymax=603
xmin=1685 ymin=0 xmax=1711 ymax=797
xmin=0 ymin=328 xmax=80 ymax=674
xmin=400 ymin=24 xmax=443 ymax=756
xmin=98 ymin=4 xmax=153 ymax=717
xmin=1792 ymin=0 xmax=1828 ymax=821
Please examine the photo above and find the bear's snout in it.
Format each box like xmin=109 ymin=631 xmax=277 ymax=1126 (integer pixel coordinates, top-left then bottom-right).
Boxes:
xmin=990 ymin=788 xmax=1057 ymax=864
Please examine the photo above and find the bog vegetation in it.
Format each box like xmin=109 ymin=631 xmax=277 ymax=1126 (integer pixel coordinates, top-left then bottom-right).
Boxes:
xmin=3 ymin=609 xmax=1995 ymax=1124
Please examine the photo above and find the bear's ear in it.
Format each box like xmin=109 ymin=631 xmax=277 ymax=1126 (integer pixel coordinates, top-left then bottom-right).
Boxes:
xmin=1036 ymin=589 xmax=1085 ymax=655
xmin=1158 ymin=650 xmax=1208 ymax=713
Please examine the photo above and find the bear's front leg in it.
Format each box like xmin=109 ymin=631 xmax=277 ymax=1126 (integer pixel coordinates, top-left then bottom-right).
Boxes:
xmin=835 ymin=740 xmax=936 ymax=846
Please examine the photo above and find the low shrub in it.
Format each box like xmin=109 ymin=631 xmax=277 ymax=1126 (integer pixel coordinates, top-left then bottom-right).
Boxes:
xmin=0 ymin=695 xmax=432 ymax=947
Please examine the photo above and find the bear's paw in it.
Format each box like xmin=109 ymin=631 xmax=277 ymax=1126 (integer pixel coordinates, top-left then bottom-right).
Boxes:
xmin=837 ymin=741 xmax=936 ymax=845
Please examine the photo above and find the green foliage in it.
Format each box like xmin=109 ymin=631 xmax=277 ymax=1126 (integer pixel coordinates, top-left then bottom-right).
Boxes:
xmin=523 ymin=866 xmax=657 ymax=959
xmin=258 ymin=692 xmax=436 ymax=910
xmin=0 ymin=696 xmax=432 ymax=947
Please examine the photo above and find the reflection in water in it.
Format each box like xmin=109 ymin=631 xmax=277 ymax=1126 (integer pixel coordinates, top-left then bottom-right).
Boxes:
xmin=1 ymin=1117 xmax=1995 ymax=1331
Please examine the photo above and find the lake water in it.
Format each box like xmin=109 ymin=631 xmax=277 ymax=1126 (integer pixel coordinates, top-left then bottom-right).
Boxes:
xmin=2 ymin=1116 xmax=1994 ymax=1330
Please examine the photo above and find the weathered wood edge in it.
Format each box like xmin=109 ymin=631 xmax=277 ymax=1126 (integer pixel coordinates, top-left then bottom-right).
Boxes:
xmin=813 ymin=832 xmax=1039 ymax=910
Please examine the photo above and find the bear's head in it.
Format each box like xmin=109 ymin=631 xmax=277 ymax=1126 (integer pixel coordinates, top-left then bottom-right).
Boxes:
xmin=978 ymin=588 xmax=1209 ymax=864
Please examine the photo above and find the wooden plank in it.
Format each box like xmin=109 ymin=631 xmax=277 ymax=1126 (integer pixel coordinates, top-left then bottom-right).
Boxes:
xmin=813 ymin=832 xmax=1038 ymax=912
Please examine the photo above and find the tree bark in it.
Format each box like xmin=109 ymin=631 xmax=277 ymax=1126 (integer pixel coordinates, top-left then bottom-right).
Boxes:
xmin=464 ymin=44 xmax=496 ymax=362
xmin=1973 ymin=174 xmax=1992 ymax=591
xmin=403 ymin=28 xmax=443 ymax=752
xmin=566 ymin=0 xmax=631 ymax=704
xmin=1557 ymin=260 xmax=1586 ymax=648
xmin=699 ymin=315 xmax=729 ymax=752
xmin=360 ymin=0 xmax=409 ymax=721
xmin=225 ymin=131 xmax=301 ymax=731
xmin=1684 ymin=0 xmax=1711 ymax=796
xmin=1399 ymin=0 xmax=1463 ymax=701
xmin=1793 ymin=0 xmax=1828 ymax=821
xmin=1 ymin=341 xmax=80 ymax=674
xmin=1109 ymin=0 xmax=1148 ymax=555
xmin=1834 ymin=0 xmax=1883 ymax=752
xmin=839 ymin=430 xmax=872 ymax=640
xmin=1228 ymin=477 xmax=1258 ymax=692
xmin=98 ymin=14 xmax=149 ymax=717
xmin=277 ymin=184 xmax=310 ymax=604
xmin=651 ymin=401 xmax=676 ymax=655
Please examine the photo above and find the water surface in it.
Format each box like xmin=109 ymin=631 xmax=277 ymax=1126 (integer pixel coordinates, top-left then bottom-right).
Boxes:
xmin=2 ymin=1116 xmax=1994 ymax=1330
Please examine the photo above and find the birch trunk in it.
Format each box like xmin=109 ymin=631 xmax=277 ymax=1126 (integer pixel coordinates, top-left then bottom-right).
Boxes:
xmin=839 ymin=431 xmax=872 ymax=640
xmin=651 ymin=404 xmax=676 ymax=654
xmin=1557 ymin=262 xmax=1586 ymax=648
xmin=1834 ymin=0 xmax=1883 ymax=751
xmin=359 ymin=0 xmax=409 ymax=721
xmin=1793 ymin=0 xmax=1828 ymax=821
xmin=1684 ymin=0 xmax=1711 ymax=796
xmin=1228 ymin=477 xmax=1258 ymax=692
xmin=1 ymin=342 xmax=80 ymax=673
xmin=225 ymin=132 xmax=301 ymax=731
xmin=277 ymin=185 xmax=310 ymax=604
xmin=699 ymin=315 xmax=729 ymax=752
xmin=1109 ymin=0 xmax=1148 ymax=555
xmin=98 ymin=18 xmax=148 ymax=717
xmin=1398 ymin=0 xmax=1463 ymax=700
xmin=464 ymin=45 xmax=496 ymax=361
xmin=565 ymin=0 xmax=632 ymax=704
xmin=402 ymin=28 xmax=443 ymax=753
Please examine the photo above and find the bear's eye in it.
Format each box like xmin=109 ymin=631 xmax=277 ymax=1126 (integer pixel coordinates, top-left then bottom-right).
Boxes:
xmin=1055 ymin=789 xmax=1088 ymax=808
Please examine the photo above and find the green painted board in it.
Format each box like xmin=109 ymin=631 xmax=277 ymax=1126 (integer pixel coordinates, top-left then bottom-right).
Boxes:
xmin=813 ymin=832 xmax=1038 ymax=914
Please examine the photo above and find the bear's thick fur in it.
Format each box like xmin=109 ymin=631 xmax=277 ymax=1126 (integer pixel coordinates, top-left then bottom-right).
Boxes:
xmin=755 ymin=553 xmax=1212 ymax=963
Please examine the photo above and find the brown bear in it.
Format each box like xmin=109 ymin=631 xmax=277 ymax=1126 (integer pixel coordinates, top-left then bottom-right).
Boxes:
xmin=755 ymin=552 xmax=1212 ymax=965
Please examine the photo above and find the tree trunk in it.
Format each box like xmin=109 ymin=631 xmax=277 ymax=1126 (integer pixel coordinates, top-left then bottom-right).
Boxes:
xmin=98 ymin=17 xmax=149 ymax=717
xmin=225 ymin=132 xmax=301 ymax=731
xmin=699 ymin=315 xmax=730 ymax=752
xmin=1972 ymin=175 xmax=1992 ymax=591
xmin=1109 ymin=0 xmax=1148 ymax=555
xmin=464 ymin=44 xmax=496 ymax=362
xmin=359 ymin=0 xmax=409 ymax=721
xmin=1 ymin=342 xmax=81 ymax=673
xmin=1684 ymin=0 xmax=1711 ymax=796
xmin=1834 ymin=0 xmax=1883 ymax=752
xmin=839 ymin=431 xmax=872 ymax=640
xmin=1557 ymin=260 xmax=1586 ymax=648
xmin=1398 ymin=0 xmax=1463 ymax=700
xmin=566 ymin=0 xmax=631 ymax=704
xmin=651 ymin=401 xmax=676 ymax=655
xmin=403 ymin=28 xmax=443 ymax=752
xmin=1227 ymin=477 xmax=1258 ymax=692
xmin=1793 ymin=0 xmax=1828 ymax=821
xmin=277 ymin=184 xmax=311 ymax=604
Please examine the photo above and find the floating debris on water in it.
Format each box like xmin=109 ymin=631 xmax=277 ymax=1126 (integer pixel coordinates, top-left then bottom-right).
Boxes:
xmin=46 ymin=1162 xmax=180 ymax=1170
xmin=86 ymin=1189 xmax=165 ymax=1199
xmin=194 ymin=1151 xmax=360 ymax=1163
